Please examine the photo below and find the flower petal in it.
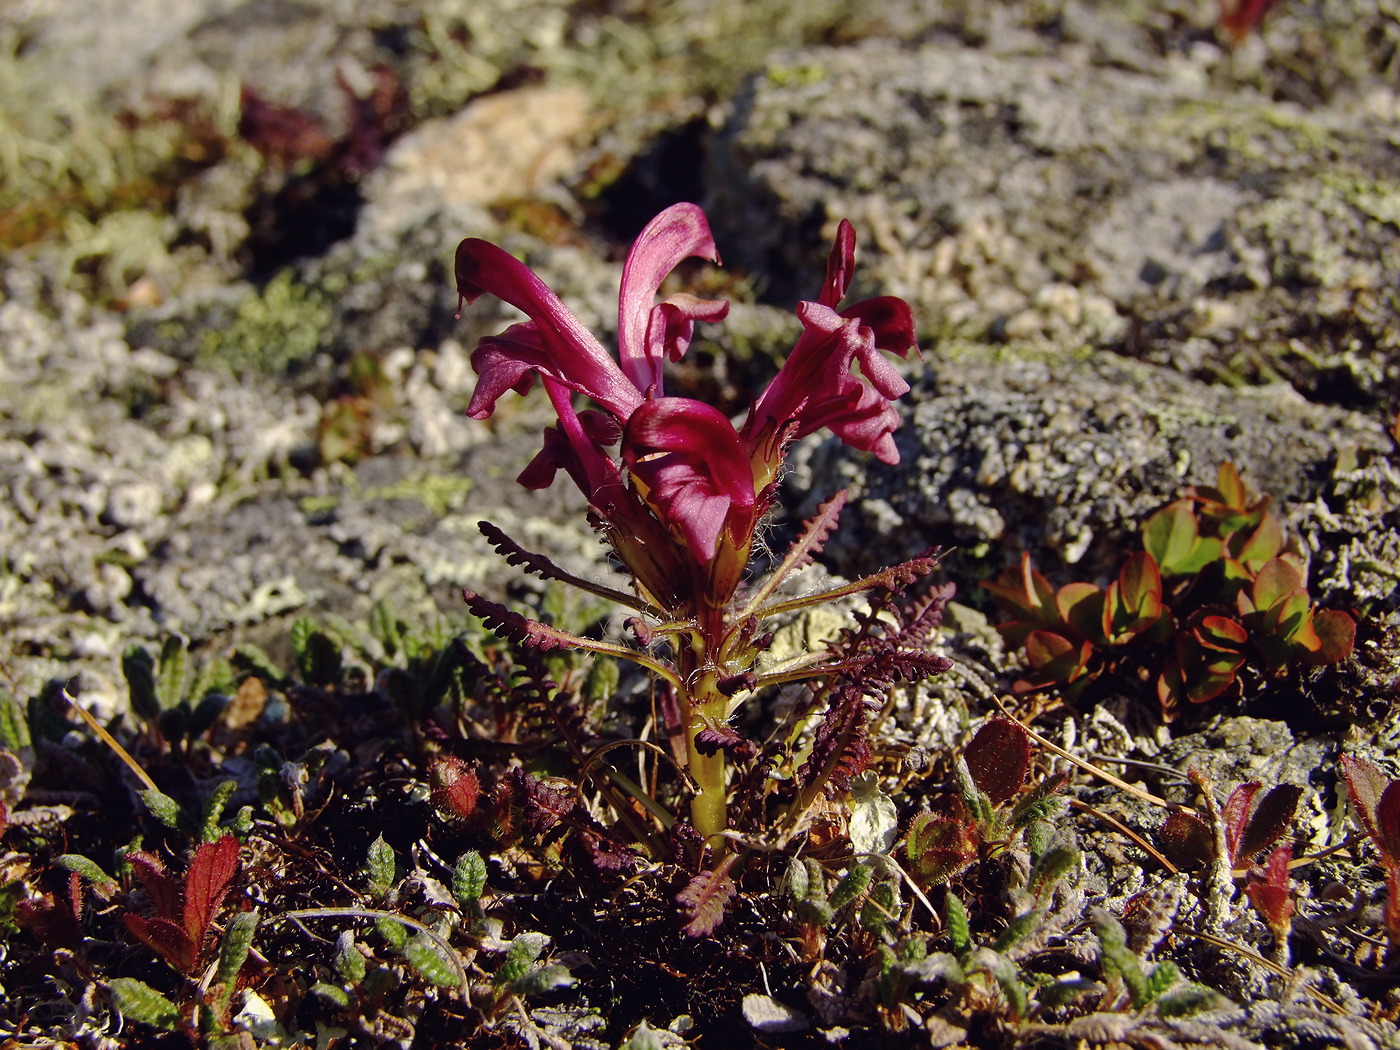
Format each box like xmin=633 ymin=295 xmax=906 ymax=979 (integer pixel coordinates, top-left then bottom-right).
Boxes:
xmin=817 ymin=219 xmax=857 ymax=308
xmin=456 ymin=237 xmax=641 ymax=418
xmin=623 ymin=397 xmax=757 ymax=563
xmin=617 ymin=204 xmax=724 ymax=391
xmin=748 ymin=301 xmax=911 ymax=465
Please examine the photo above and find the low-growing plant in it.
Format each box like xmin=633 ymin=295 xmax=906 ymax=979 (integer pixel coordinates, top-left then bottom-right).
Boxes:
xmin=1339 ymin=753 xmax=1400 ymax=945
xmin=983 ymin=462 xmax=1356 ymax=718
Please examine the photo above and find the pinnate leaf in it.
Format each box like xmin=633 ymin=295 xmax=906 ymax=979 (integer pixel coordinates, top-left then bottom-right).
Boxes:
xmin=109 ymin=977 xmax=181 ymax=1030
xmin=676 ymin=866 xmax=737 ymax=937
xmin=1340 ymin=754 xmax=1392 ymax=862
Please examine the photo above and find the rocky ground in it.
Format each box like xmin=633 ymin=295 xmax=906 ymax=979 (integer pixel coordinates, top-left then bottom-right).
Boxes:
xmin=1 ymin=0 xmax=1398 ymax=1047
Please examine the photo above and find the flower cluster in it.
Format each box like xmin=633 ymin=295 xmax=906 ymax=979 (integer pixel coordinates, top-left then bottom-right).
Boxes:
xmin=455 ymin=203 xmax=919 ymax=839
xmin=455 ymin=203 xmax=916 ymax=617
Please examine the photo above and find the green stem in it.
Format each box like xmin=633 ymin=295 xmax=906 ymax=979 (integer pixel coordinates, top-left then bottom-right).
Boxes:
xmin=683 ymin=657 xmax=728 ymax=843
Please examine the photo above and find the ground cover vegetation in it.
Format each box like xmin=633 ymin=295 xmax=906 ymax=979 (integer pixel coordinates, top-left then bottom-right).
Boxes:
xmin=1 ymin=194 xmax=1396 ymax=1048
xmin=1 ymin=1 xmax=1398 ymax=1047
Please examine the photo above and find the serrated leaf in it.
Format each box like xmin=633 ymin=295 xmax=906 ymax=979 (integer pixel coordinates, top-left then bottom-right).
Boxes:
xmin=231 ymin=643 xmax=284 ymax=686
xmin=138 ymin=790 xmax=187 ymax=831
xmin=452 ymin=851 xmax=487 ymax=909
xmin=157 ymin=636 xmax=190 ymax=710
xmin=403 ymin=933 xmax=460 ymax=987
xmin=335 ymin=930 xmax=367 ymax=984
xmin=1376 ymin=782 xmax=1400 ymax=867
xmin=1221 ymin=782 xmax=1262 ymax=861
xmin=183 ymin=836 xmax=239 ymax=944
xmin=109 ymin=977 xmax=181 ymax=1029
xmin=947 ymin=894 xmax=970 ymax=955
xmin=964 ymin=717 xmax=1030 ymax=805
xmin=828 ymin=862 xmax=875 ymax=913
xmin=375 ymin=915 xmax=408 ymax=950
xmin=495 ymin=932 xmax=548 ymax=985
xmin=366 ymin=835 xmax=396 ymax=895
xmin=1143 ymin=960 xmax=1180 ymax=1003
xmin=201 ymin=780 xmax=239 ymax=842
xmin=215 ymin=909 xmax=259 ymax=1008
xmin=57 ymin=854 xmax=118 ymax=896
xmin=124 ymin=914 xmax=197 ymax=973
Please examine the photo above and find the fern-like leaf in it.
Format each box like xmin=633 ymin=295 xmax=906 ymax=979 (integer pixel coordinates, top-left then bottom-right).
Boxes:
xmin=677 ymin=861 xmax=737 ymax=937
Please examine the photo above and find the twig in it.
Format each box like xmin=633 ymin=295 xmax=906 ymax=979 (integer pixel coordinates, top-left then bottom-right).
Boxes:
xmin=61 ymin=679 xmax=158 ymax=793
xmin=1068 ymin=798 xmax=1179 ymax=875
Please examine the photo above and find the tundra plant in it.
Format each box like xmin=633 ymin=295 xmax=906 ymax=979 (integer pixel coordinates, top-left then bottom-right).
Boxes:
xmin=453 ymin=203 xmax=925 ymax=840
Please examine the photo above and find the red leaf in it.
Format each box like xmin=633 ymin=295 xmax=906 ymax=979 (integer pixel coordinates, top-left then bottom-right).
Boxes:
xmin=1221 ymin=782 xmax=1261 ymax=862
xmin=1158 ymin=810 xmax=1213 ymax=869
xmin=1309 ymin=609 xmax=1356 ymax=665
xmin=964 ymin=717 xmax=1031 ymax=805
xmin=677 ymin=863 xmax=737 ymax=937
xmin=127 ymin=850 xmax=181 ymax=923
xmin=1341 ymin=754 xmax=1391 ymax=863
xmin=1376 ymin=782 xmax=1400 ymax=868
xmin=125 ymin=914 xmax=198 ymax=973
xmin=183 ymin=836 xmax=240 ymax=946
xmin=1235 ymin=784 xmax=1302 ymax=865
xmin=431 ymin=756 xmax=482 ymax=820
xmin=1244 ymin=843 xmax=1294 ymax=932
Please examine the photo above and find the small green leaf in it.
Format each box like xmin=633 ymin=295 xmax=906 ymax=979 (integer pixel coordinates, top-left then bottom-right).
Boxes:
xmin=783 ymin=857 xmax=811 ymax=901
xmin=157 ymin=635 xmax=190 ymax=710
xmin=201 ymin=780 xmax=239 ymax=842
xmin=0 ymin=690 xmax=32 ymax=750
xmin=1155 ymin=981 xmax=1230 ymax=1017
xmin=232 ymin=643 xmax=284 ymax=686
xmin=214 ymin=909 xmax=259 ymax=1009
xmin=369 ymin=600 xmax=402 ymax=659
xmin=1144 ymin=959 xmax=1180 ymax=1003
xmin=108 ymin=977 xmax=180 ymax=1030
xmin=992 ymin=909 xmax=1043 ymax=953
xmin=1029 ymin=843 xmax=1079 ymax=900
xmin=403 ymin=933 xmax=459 ymax=987
xmin=57 ymin=854 xmax=118 ymax=896
xmin=123 ymin=645 xmax=160 ymax=723
xmin=366 ymin=835 xmax=396 ymax=895
xmin=947 ymin=894 xmax=970 ymax=956
xmin=335 ymin=930 xmax=367 ymax=985
xmin=139 ymin=790 xmax=188 ymax=831
xmin=1143 ymin=501 xmax=1199 ymax=576
xmin=311 ymin=981 xmax=351 ymax=1007
xmin=828 ymin=862 xmax=874 ymax=913
xmin=495 ymin=932 xmax=547 ymax=986
xmin=187 ymin=693 xmax=231 ymax=740
xmin=452 ymin=851 xmax=487 ymax=909
xmin=511 ymin=963 xmax=574 ymax=996
xmin=859 ymin=880 xmax=900 ymax=939
xmin=1094 ymin=909 xmax=1148 ymax=1008
xmin=375 ymin=915 xmax=408 ymax=951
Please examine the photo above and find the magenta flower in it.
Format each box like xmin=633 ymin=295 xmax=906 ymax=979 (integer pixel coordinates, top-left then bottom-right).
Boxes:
xmin=454 ymin=204 xmax=916 ymax=577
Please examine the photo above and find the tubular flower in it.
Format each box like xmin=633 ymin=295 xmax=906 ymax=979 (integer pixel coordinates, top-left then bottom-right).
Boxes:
xmin=454 ymin=204 xmax=916 ymax=583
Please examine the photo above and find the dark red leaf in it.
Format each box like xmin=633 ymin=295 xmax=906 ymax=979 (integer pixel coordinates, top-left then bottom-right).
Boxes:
xmin=694 ymin=724 xmax=758 ymax=762
xmin=1310 ymin=609 xmax=1356 ymax=665
xmin=1235 ymin=784 xmax=1302 ymax=865
xmin=676 ymin=864 xmax=736 ymax=937
xmin=1376 ymin=781 xmax=1400 ymax=868
xmin=183 ymin=836 xmax=240 ymax=945
xmin=126 ymin=850 xmax=181 ymax=923
xmin=125 ymin=914 xmax=198 ymax=973
xmin=964 ymin=717 xmax=1030 ymax=805
xmin=1158 ymin=810 xmax=1214 ymax=870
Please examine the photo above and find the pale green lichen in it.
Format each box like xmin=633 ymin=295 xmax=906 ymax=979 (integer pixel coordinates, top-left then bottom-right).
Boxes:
xmin=198 ymin=271 xmax=333 ymax=376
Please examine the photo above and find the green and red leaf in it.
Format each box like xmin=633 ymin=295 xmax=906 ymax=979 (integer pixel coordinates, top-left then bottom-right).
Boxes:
xmin=183 ymin=836 xmax=240 ymax=946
